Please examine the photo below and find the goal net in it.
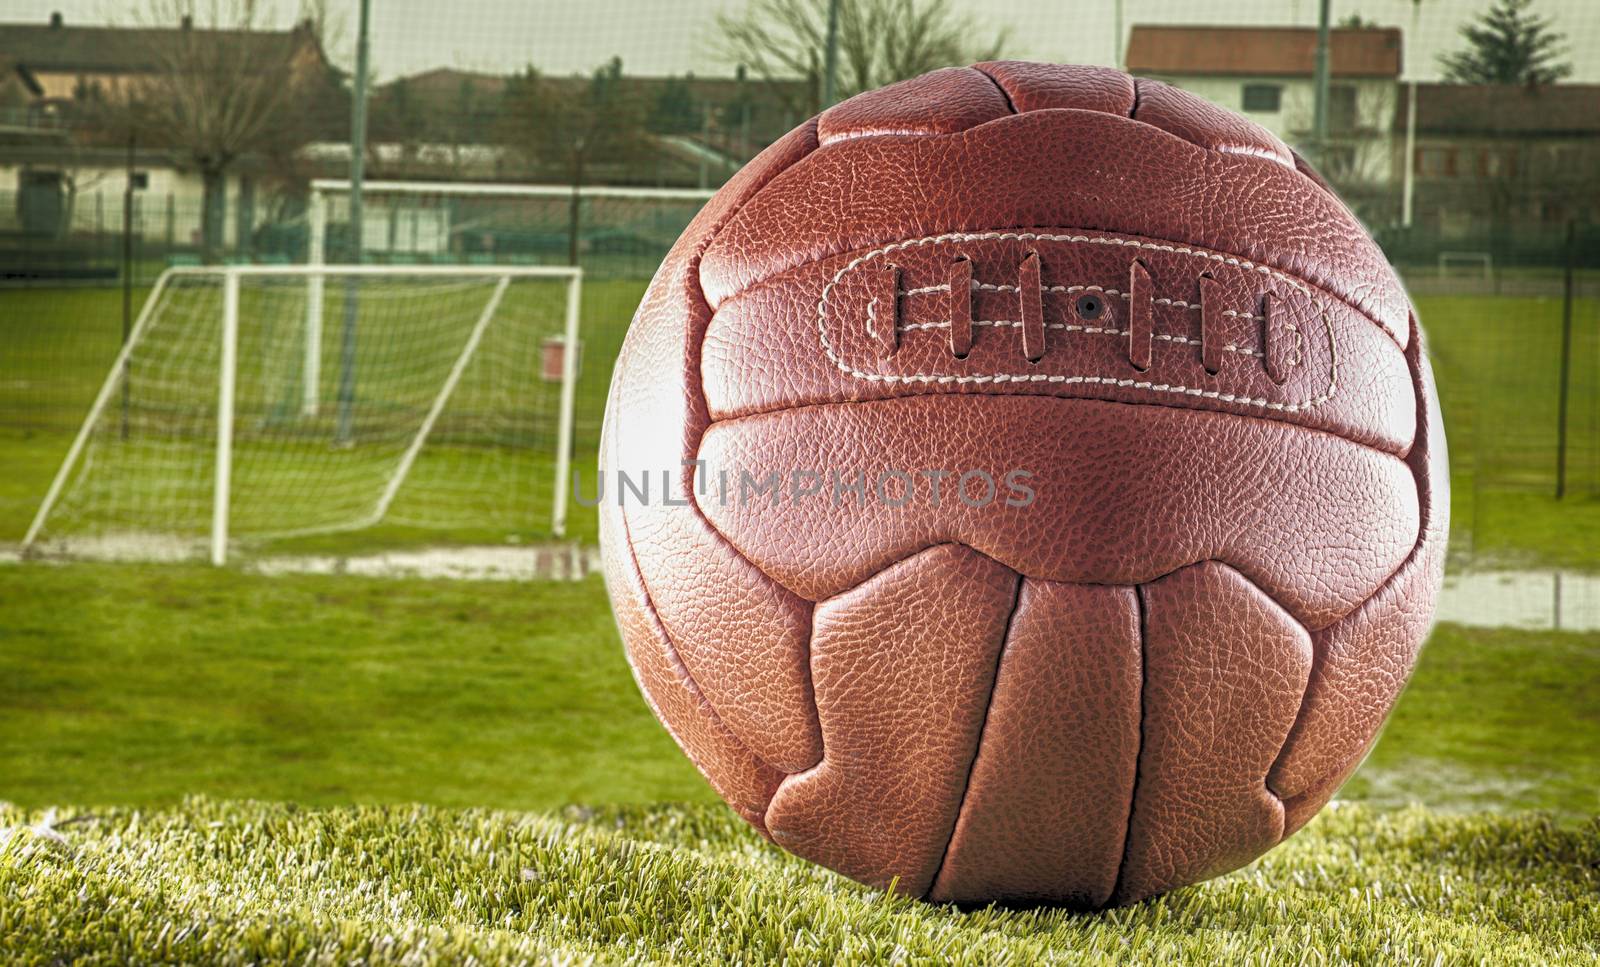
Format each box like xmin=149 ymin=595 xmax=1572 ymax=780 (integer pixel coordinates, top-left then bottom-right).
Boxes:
xmin=1438 ymin=250 xmax=1495 ymax=281
xmin=24 ymin=264 xmax=582 ymax=564
xmin=305 ymin=179 xmax=715 ymax=462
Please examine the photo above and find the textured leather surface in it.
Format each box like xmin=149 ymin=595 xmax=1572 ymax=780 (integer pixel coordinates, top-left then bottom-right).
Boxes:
xmin=598 ymin=119 xmax=823 ymax=813
xmin=818 ymin=67 xmax=1012 ymax=145
xmin=1268 ymin=316 xmax=1450 ymax=834
xmin=695 ymin=397 xmax=1418 ymax=630
xmin=1112 ymin=563 xmax=1313 ymax=906
xmin=765 ymin=544 xmax=1017 ymax=895
xmin=600 ymin=62 xmax=1447 ymax=908
xmin=929 ymin=580 xmax=1141 ymax=907
xmin=701 ymin=91 xmax=1410 ymax=344
xmin=972 ymin=61 xmax=1134 ymax=115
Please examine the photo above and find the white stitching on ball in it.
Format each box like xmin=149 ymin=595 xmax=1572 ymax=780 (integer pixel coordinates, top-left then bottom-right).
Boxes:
xmin=814 ymin=230 xmax=1334 ymax=412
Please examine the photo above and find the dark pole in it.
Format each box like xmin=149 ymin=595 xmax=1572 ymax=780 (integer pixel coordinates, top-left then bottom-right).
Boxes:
xmin=822 ymin=0 xmax=840 ymax=107
xmin=337 ymin=0 xmax=372 ymax=445
xmin=1311 ymin=0 xmax=1331 ymax=163
xmin=737 ymin=63 xmax=750 ymax=161
xmin=1555 ymin=220 xmax=1576 ymax=499
xmin=121 ymin=135 xmax=135 ymax=440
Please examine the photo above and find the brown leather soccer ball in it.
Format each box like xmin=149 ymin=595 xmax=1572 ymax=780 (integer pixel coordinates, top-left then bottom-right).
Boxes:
xmin=600 ymin=63 xmax=1446 ymax=908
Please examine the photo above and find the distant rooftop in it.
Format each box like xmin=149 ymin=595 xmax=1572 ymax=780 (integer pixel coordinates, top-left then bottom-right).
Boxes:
xmin=378 ymin=67 xmax=807 ymax=100
xmin=382 ymin=68 xmax=508 ymax=99
xmin=1398 ymin=82 xmax=1600 ymax=136
xmin=1126 ymin=25 xmax=1403 ymax=79
xmin=0 ymin=12 xmax=319 ymax=75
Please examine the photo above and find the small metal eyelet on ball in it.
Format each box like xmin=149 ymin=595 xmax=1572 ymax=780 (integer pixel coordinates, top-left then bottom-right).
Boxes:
xmin=1075 ymin=293 xmax=1104 ymax=320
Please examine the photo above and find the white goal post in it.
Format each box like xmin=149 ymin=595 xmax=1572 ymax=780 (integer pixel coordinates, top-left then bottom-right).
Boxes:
xmin=24 ymin=263 xmax=583 ymax=565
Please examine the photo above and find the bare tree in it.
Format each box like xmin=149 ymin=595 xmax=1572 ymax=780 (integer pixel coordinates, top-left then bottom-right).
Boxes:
xmin=717 ymin=0 xmax=1009 ymax=115
xmin=371 ymin=74 xmax=498 ymax=178
xmin=98 ymin=0 xmax=321 ymax=261
xmin=296 ymin=0 xmax=346 ymax=68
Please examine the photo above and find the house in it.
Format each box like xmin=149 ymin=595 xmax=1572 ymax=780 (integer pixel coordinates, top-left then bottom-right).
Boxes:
xmin=1126 ymin=25 xmax=1403 ymax=218
xmin=0 ymin=11 xmax=329 ymax=109
xmin=0 ymin=11 xmax=335 ymax=261
xmin=1395 ymin=83 xmax=1600 ymax=250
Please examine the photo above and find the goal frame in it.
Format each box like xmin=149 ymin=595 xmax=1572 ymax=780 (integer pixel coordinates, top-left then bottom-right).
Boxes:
xmin=23 ymin=263 xmax=584 ymax=565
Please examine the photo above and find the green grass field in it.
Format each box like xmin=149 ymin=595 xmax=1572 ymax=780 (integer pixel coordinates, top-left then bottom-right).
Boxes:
xmin=5 ymin=564 xmax=1592 ymax=817
xmin=0 ymin=566 xmax=700 ymax=809
xmin=1419 ymin=289 xmax=1600 ymax=569
xmin=0 ymin=564 xmax=1597 ymax=962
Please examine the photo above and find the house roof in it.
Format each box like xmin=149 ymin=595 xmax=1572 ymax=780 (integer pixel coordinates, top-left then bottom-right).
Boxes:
xmin=1126 ymin=25 xmax=1403 ymax=78
xmin=1396 ymin=82 xmax=1600 ymax=135
xmin=0 ymin=16 xmax=321 ymax=75
xmin=382 ymin=68 xmax=508 ymax=100
xmin=379 ymin=67 xmax=808 ymax=104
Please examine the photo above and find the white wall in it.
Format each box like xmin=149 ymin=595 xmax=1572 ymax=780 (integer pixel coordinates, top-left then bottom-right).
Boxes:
xmin=1148 ymin=74 xmax=1399 ymax=186
xmin=0 ymin=162 xmax=257 ymax=246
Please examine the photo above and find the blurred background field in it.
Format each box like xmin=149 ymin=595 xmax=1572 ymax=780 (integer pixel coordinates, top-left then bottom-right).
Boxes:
xmin=0 ymin=0 xmax=1597 ymax=567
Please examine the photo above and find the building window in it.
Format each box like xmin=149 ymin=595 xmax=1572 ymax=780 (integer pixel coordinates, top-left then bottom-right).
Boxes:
xmin=1551 ymin=146 xmax=1582 ymax=174
xmin=1329 ymin=85 xmax=1358 ymax=132
xmin=1417 ymin=147 xmax=1455 ymax=178
xmin=1241 ymin=84 xmax=1282 ymax=113
xmin=1479 ymin=148 xmax=1517 ymax=179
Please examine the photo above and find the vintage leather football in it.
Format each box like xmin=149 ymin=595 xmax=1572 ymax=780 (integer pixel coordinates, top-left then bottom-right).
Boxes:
xmin=599 ymin=62 xmax=1447 ymax=908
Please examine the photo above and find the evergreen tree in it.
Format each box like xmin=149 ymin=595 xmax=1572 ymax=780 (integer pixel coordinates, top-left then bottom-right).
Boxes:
xmin=650 ymin=76 xmax=699 ymax=136
xmin=1439 ymin=0 xmax=1572 ymax=86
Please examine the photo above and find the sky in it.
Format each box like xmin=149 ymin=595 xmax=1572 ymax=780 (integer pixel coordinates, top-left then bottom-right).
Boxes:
xmin=4 ymin=0 xmax=1599 ymax=83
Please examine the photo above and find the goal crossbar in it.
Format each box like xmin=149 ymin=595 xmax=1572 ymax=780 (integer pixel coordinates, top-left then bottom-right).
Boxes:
xmin=24 ymin=263 xmax=584 ymax=565
xmin=1437 ymin=251 xmax=1495 ymax=278
xmin=310 ymin=178 xmax=717 ymax=202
